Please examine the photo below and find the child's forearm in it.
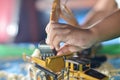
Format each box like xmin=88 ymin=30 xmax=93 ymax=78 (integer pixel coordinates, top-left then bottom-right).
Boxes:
xmin=82 ymin=0 xmax=118 ymax=28
xmin=90 ymin=9 xmax=120 ymax=43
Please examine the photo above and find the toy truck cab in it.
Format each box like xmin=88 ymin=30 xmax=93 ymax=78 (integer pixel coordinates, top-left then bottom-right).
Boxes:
xmin=65 ymin=57 xmax=90 ymax=72
xmin=64 ymin=57 xmax=109 ymax=80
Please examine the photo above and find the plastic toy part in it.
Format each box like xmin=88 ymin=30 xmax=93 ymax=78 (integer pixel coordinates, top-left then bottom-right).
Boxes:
xmin=23 ymin=44 xmax=109 ymax=80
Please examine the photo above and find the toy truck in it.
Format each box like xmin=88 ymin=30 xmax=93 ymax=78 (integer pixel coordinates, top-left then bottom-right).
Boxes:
xmin=23 ymin=45 xmax=109 ymax=80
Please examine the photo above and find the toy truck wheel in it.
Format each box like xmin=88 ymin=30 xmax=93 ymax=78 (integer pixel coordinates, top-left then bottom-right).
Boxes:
xmin=29 ymin=68 xmax=34 ymax=80
xmin=36 ymin=70 xmax=47 ymax=80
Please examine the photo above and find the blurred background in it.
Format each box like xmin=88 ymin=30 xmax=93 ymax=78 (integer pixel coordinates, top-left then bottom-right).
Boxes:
xmin=0 ymin=0 xmax=120 ymax=79
xmin=0 ymin=0 xmax=97 ymax=43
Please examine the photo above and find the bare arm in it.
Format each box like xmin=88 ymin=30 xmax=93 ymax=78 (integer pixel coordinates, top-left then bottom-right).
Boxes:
xmin=82 ymin=0 xmax=118 ymax=28
xmin=90 ymin=9 xmax=120 ymax=43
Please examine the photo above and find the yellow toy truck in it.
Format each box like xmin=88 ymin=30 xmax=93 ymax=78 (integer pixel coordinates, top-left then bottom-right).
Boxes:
xmin=23 ymin=45 xmax=109 ymax=80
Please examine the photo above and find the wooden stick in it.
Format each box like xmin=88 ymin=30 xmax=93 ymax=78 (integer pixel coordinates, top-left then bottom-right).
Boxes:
xmin=50 ymin=0 xmax=60 ymax=22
